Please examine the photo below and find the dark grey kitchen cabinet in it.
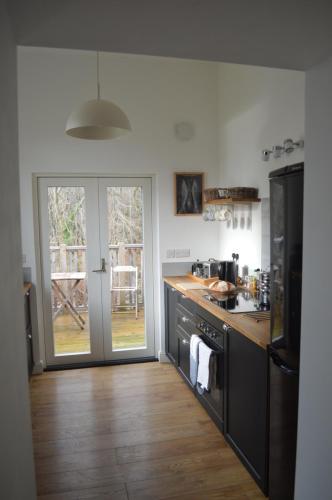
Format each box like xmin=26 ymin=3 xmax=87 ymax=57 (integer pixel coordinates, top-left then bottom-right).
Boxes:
xmin=164 ymin=283 xmax=179 ymax=364
xmin=175 ymin=296 xmax=198 ymax=387
xmin=164 ymin=282 xmax=269 ymax=496
xmin=177 ymin=325 xmax=192 ymax=386
xmin=225 ymin=326 xmax=269 ymax=494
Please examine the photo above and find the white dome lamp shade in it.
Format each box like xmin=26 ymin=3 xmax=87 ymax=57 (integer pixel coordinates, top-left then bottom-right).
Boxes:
xmin=65 ymin=99 xmax=131 ymax=140
xmin=65 ymin=52 xmax=131 ymax=140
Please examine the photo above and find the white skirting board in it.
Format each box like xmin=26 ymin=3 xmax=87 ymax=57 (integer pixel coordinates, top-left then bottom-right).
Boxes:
xmin=158 ymin=351 xmax=170 ymax=363
xmin=32 ymin=360 xmax=44 ymax=374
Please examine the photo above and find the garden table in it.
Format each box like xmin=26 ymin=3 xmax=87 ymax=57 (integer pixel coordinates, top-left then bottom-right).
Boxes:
xmin=51 ymin=272 xmax=86 ymax=329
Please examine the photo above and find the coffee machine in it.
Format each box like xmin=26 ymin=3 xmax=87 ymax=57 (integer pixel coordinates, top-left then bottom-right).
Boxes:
xmin=192 ymin=259 xmax=220 ymax=279
xmin=218 ymin=260 xmax=237 ymax=285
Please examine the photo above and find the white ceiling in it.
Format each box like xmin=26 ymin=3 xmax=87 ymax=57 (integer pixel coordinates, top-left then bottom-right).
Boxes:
xmin=7 ymin=0 xmax=332 ymax=70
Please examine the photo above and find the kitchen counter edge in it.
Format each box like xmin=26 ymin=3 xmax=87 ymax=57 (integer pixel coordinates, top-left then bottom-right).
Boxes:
xmin=164 ymin=276 xmax=270 ymax=350
xmin=23 ymin=282 xmax=32 ymax=295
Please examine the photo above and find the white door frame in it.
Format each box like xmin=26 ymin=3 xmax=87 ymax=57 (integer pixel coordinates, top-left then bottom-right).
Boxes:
xmin=39 ymin=177 xmax=105 ymax=366
xmin=34 ymin=174 xmax=158 ymax=368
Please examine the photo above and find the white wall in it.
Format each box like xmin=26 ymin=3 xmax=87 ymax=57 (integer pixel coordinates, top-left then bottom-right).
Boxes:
xmin=17 ymin=49 xmax=307 ymax=366
xmin=0 ymin=3 xmax=36 ymax=499
xmin=217 ymin=63 xmax=305 ymax=271
xmin=295 ymin=56 xmax=332 ymax=500
xmin=17 ymin=47 xmax=220 ymax=363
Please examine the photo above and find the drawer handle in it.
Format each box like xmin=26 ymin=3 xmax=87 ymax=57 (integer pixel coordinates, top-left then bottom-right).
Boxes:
xmin=181 ymin=316 xmax=189 ymax=323
xmin=182 ymin=338 xmax=189 ymax=345
xmin=171 ymin=287 xmax=176 ymax=292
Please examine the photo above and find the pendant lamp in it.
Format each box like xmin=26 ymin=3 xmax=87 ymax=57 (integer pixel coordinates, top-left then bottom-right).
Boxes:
xmin=65 ymin=52 xmax=131 ymax=140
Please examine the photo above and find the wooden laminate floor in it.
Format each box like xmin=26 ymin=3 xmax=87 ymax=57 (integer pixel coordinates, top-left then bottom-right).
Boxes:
xmin=30 ymin=362 xmax=266 ymax=500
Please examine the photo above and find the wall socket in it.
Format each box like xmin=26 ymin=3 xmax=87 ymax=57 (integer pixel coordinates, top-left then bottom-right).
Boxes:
xmin=175 ymin=248 xmax=190 ymax=258
xmin=166 ymin=248 xmax=191 ymax=258
xmin=166 ymin=249 xmax=175 ymax=258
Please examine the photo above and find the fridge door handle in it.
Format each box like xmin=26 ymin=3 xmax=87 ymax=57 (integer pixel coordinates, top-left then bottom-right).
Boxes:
xmin=270 ymin=350 xmax=298 ymax=377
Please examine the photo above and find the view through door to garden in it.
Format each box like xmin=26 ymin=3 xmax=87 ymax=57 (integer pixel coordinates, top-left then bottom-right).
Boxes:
xmin=48 ymin=185 xmax=145 ymax=356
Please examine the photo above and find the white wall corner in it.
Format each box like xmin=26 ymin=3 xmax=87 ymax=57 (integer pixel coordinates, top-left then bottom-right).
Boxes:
xmin=158 ymin=351 xmax=170 ymax=363
xmin=32 ymin=360 xmax=44 ymax=375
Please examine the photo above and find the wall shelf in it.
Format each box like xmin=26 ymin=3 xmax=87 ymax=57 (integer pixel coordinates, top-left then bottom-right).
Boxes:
xmin=205 ymin=198 xmax=261 ymax=205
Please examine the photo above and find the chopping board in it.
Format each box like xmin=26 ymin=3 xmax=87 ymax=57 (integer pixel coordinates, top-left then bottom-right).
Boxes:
xmin=186 ymin=273 xmax=218 ymax=286
xmin=176 ymin=281 xmax=209 ymax=291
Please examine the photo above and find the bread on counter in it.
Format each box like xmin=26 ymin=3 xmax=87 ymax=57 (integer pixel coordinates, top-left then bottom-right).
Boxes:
xmin=208 ymin=280 xmax=236 ymax=293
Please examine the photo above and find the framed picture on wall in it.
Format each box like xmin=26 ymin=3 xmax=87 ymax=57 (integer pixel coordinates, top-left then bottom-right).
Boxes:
xmin=174 ymin=172 xmax=204 ymax=215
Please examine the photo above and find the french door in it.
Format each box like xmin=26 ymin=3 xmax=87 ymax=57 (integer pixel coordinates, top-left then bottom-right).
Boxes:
xmin=39 ymin=177 xmax=155 ymax=366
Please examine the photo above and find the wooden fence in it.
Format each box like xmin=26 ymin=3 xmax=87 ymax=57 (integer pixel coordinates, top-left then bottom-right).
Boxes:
xmin=50 ymin=243 xmax=144 ymax=312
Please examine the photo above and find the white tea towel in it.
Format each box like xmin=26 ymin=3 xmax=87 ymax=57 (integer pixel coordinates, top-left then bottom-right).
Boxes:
xmin=197 ymin=341 xmax=213 ymax=392
xmin=190 ymin=334 xmax=202 ymax=385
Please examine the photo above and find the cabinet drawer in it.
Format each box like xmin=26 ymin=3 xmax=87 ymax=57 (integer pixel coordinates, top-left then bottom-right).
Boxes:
xmin=178 ymin=293 xmax=197 ymax=314
xmin=176 ymin=303 xmax=199 ymax=336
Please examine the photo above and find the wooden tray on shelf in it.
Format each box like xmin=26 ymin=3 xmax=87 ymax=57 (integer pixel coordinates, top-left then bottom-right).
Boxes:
xmin=205 ymin=197 xmax=261 ymax=205
xmin=203 ymin=187 xmax=260 ymax=204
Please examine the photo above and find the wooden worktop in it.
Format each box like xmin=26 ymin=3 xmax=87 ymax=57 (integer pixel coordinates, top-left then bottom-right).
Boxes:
xmin=23 ymin=282 xmax=32 ymax=295
xmin=164 ymin=276 xmax=270 ymax=350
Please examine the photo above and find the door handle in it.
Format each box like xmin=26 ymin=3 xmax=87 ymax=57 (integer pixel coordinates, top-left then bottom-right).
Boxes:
xmin=93 ymin=258 xmax=106 ymax=273
xmin=182 ymin=338 xmax=189 ymax=345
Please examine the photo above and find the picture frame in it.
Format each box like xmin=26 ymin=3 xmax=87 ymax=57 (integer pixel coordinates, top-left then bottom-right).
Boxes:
xmin=174 ymin=172 xmax=204 ymax=216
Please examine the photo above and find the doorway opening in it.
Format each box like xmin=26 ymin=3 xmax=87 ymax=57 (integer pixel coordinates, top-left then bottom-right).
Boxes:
xmin=38 ymin=177 xmax=155 ymax=367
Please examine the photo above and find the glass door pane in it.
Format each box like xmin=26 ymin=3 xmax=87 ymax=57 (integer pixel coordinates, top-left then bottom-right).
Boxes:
xmin=48 ymin=186 xmax=91 ymax=355
xmin=99 ymin=178 xmax=155 ymax=360
xmin=39 ymin=178 xmax=104 ymax=366
xmin=107 ymin=186 xmax=145 ymax=351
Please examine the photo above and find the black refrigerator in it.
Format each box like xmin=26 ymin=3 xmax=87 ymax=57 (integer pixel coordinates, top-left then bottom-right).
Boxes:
xmin=269 ymin=162 xmax=304 ymax=500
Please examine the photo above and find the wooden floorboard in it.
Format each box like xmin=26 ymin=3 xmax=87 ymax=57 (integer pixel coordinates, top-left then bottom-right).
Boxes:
xmin=31 ymin=362 xmax=265 ymax=499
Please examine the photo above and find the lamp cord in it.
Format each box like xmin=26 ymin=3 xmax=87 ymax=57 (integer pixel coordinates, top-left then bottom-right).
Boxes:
xmin=97 ymin=51 xmax=101 ymax=100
